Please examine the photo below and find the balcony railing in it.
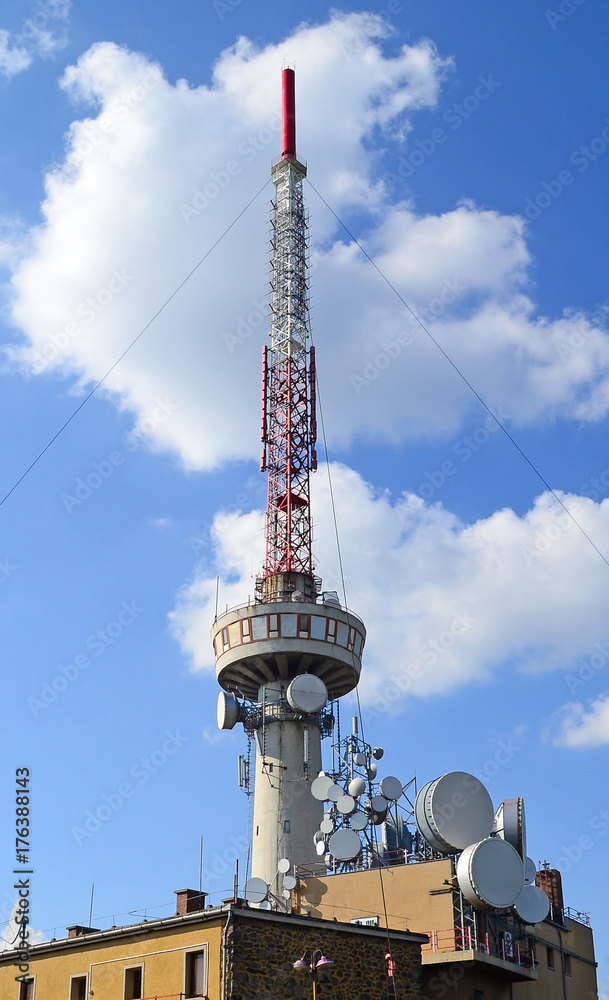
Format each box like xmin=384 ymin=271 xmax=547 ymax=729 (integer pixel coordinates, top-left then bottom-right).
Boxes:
xmin=421 ymin=926 xmax=535 ymax=969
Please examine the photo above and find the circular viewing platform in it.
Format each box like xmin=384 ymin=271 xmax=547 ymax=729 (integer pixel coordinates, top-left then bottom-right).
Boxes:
xmin=212 ymin=601 xmax=366 ymax=702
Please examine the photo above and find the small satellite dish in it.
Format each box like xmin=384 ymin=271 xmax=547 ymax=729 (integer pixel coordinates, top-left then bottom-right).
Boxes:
xmin=278 ymin=858 xmax=290 ymax=874
xmin=282 ymin=889 xmax=291 ymax=899
xmin=283 ymin=875 xmax=297 ymax=891
xmin=524 ymin=857 xmax=537 ymax=886
xmin=338 ymin=794 xmax=356 ymax=815
xmin=370 ymin=794 xmax=388 ymax=824
xmin=315 ymin=840 xmax=327 ymax=856
xmin=514 ymin=884 xmax=550 ymax=924
xmin=457 ymin=838 xmax=524 ymax=910
xmin=372 ymin=747 xmax=384 ymax=760
xmin=258 ymin=900 xmax=272 ymax=910
xmin=354 ymin=752 xmax=366 ymax=766
xmin=287 ymin=674 xmax=328 ymax=714
xmin=313 ymin=830 xmax=325 ymax=844
xmin=348 ymin=776 xmax=366 ymax=798
xmin=379 ymin=776 xmax=403 ymax=801
xmin=311 ymin=774 xmax=334 ymax=801
xmin=350 ymin=811 xmax=368 ymax=831
xmin=494 ymin=798 xmax=527 ymax=859
xmin=217 ymin=691 xmax=239 ymax=731
xmin=366 ymin=762 xmax=378 ymax=780
xmin=320 ymin=817 xmax=334 ymax=835
xmin=415 ymin=772 xmax=494 ymax=854
xmin=329 ymin=829 xmax=362 ymax=861
xmin=327 ymin=783 xmax=343 ymax=802
xmin=244 ymin=877 xmax=268 ymax=905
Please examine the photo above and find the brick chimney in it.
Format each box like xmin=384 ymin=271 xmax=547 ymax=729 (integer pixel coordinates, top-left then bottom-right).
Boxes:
xmin=536 ymin=866 xmax=564 ymax=924
xmin=174 ymin=889 xmax=207 ymax=916
xmin=67 ymin=925 xmax=100 ymax=938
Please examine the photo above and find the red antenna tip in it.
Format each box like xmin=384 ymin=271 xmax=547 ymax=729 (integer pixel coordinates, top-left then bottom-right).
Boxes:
xmin=281 ymin=68 xmax=296 ymax=159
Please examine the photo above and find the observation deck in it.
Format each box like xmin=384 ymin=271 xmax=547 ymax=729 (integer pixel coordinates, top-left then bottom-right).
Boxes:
xmin=212 ymin=599 xmax=366 ymax=701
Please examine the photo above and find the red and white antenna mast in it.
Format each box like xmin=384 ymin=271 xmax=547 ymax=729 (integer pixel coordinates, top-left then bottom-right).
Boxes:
xmin=258 ymin=68 xmax=318 ymax=604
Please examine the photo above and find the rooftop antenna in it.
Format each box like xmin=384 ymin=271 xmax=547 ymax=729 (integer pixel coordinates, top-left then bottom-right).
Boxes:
xmin=199 ymin=836 xmax=204 ymax=894
xmin=88 ymin=882 xmax=94 ymax=929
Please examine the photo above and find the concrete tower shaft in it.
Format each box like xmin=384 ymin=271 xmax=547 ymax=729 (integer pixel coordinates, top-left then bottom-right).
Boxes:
xmin=213 ymin=69 xmax=366 ymax=891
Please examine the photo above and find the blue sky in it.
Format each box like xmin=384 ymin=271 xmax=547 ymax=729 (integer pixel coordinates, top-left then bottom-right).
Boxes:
xmin=0 ymin=0 xmax=608 ymax=988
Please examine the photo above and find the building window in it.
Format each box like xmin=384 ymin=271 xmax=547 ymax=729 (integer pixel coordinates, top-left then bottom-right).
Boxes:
xmin=547 ymin=946 xmax=555 ymax=969
xmin=562 ymin=953 xmax=572 ymax=975
xmin=185 ymin=950 xmax=206 ymax=998
xmin=124 ymin=966 xmax=143 ymax=999
xmin=18 ymin=979 xmax=34 ymax=1000
xmin=69 ymin=977 xmax=87 ymax=1000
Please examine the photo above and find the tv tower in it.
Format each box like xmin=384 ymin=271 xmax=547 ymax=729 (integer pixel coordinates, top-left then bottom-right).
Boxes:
xmin=213 ymin=68 xmax=366 ymax=893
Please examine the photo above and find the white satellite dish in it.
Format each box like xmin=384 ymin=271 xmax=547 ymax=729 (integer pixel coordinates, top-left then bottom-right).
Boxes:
xmin=379 ymin=776 xmax=403 ymax=801
xmin=315 ymin=840 xmax=327 ymax=856
xmin=514 ymin=884 xmax=550 ymax=924
xmin=329 ymin=829 xmax=362 ymax=861
xmin=415 ymin=772 xmax=494 ymax=854
xmin=327 ymin=783 xmax=343 ymax=802
xmin=338 ymin=794 xmax=356 ymax=815
xmin=320 ymin=817 xmax=334 ymax=835
xmin=244 ymin=877 xmax=268 ymax=905
xmin=217 ymin=691 xmax=239 ymax=730
xmin=524 ymin=857 xmax=537 ymax=886
xmin=354 ymin=752 xmax=366 ymax=766
xmin=313 ymin=830 xmax=325 ymax=844
xmin=457 ymin=838 xmax=525 ymax=910
xmin=494 ymin=798 xmax=527 ymax=859
xmin=348 ymin=776 xmax=366 ymax=798
xmin=350 ymin=811 xmax=368 ymax=831
xmin=287 ymin=674 xmax=328 ymax=714
xmin=311 ymin=774 xmax=334 ymax=801
xmin=258 ymin=900 xmax=272 ymax=910
xmin=282 ymin=889 xmax=291 ymax=899
xmin=366 ymin=762 xmax=378 ymax=780
xmin=277 ymin=858 xmax=290 ymax=874
xmin=283 ymin=875 xmax=297 ymax=891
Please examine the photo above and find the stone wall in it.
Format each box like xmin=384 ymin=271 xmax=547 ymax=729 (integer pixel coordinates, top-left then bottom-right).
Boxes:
xmin=225 ymin=908 xmax=424 ymax=1000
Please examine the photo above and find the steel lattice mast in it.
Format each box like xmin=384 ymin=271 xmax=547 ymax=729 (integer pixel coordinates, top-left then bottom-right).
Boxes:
xmin=258 ymin=68 xmax=318 ymax=604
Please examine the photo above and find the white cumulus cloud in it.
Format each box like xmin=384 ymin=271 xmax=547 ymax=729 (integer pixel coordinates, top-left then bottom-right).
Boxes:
xmin=169 ymin=463 xmax=609 ymax=708
xmin=548 ymin=694 xmax=609 ymax=748
xmin=3 ymin=14 xmax=609 ymax=470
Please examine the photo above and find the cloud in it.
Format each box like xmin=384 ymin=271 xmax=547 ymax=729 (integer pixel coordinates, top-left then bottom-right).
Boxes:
xmin=5 ymin=14 xmax=609 ymax=471
xmin=169 ymin=462 xmax=609 ymax=709
xmin=0 ymin=30 xmax=32 ymax=79
xmin=0 ymin=2 xmax=70 ymax=79
xmin=548 ymin=694 xmax=609 ymax=749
